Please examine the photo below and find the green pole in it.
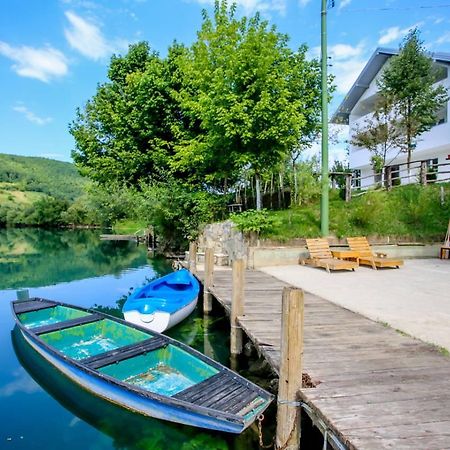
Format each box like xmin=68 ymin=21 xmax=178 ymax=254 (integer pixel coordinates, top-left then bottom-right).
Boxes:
xmin=320 ymin=0 xmax=329 ymax=236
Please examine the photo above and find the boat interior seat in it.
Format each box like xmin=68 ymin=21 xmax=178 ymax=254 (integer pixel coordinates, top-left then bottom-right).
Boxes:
xmin=125 ymin=296 xmax=188 ymax=314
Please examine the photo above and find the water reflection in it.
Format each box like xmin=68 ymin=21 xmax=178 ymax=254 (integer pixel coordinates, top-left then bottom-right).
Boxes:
xmin=0 ymin=228 xmax=170 ymax=290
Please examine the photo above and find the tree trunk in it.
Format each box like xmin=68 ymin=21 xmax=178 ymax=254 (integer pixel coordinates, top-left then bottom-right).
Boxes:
xmin=278 ymin=171 xmax=284 ymax=209
xmin=406 ymin=100 xmax=412 ymax=181
xmin=293 ymin=165 xmax=298 ymax=206
xmin=255 ymin=173 xmax=262 ymax=210
xmin=270 ymin=173 xmax=274 ymax=209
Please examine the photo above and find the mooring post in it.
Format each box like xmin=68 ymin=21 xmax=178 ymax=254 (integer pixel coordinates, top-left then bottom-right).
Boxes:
xmin=230 ymin=258 xmax=245 ymax=355
xmin=16 ymin=289 xmax=30 ymax=302
xmin=188 ymin=241 xmax=197 ymax=275
xmin=203 ymin=246 xmax=215 ymax=313
xmin=276 ymin=287 xmax=304 ymax=450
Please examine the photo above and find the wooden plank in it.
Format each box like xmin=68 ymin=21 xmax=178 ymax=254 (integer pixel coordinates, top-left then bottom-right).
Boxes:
xmin=33 ymin=313 xmax=102 ymax=335
xmin=14 ymin=299 xmax=56 ymax=314
xmin=82 ymin=336 xmax=167 ymax=369
xmin=196 ymin=267 xmax=450 ymax=450
xmin=173 ymin=371 xmax=229 ymax=402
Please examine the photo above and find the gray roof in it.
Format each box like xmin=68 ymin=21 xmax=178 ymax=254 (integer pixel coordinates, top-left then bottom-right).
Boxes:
xmin=331 ymin=48 xmax=450 ymax=125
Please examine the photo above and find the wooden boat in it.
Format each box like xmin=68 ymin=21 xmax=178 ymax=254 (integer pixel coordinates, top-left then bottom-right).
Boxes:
xmin=123 ymin=269 xmax=200 ymax=333
xmin=11 ymin=298 xmax=273 ymax=433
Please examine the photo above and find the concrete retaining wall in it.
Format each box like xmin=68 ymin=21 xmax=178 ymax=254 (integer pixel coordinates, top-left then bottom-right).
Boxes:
xmin=196 ymin=221 xmax=443 ymax=268
xmin=247 ymin=243 xmax=443 ymax=269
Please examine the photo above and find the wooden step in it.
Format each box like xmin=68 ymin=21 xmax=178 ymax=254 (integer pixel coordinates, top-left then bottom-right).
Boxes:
xmin=32 ymin=313 xmax=102 ymax=335
xmin=173 ymin=370 xmax=261 ymax=414
xmin=14 ymin=299 xmax=56 ymax=315
xmin=82 ymin=336 xmax=168 ymax=370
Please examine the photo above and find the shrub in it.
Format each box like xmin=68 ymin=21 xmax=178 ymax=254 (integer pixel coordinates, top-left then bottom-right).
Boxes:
xmin=230 ymin=209 xmax=280 ymax=236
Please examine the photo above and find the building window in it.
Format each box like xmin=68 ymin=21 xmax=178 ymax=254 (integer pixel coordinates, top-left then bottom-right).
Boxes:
xmin=391 ymin=165 xmax=401 ymax=186
xmin=426 ymin=158 xmax=439 ymax=182
xmin=435 ymin=103 xmax=448 ymax=126
xmin=433 ymin=64 xmax=448 ymax=83
xmin=352 ymin=169 xmax=361 ymax=188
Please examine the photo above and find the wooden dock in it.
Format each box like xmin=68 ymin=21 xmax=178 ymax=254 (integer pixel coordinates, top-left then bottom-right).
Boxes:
xmin=200 ymin=267 xmax=450 ymax=450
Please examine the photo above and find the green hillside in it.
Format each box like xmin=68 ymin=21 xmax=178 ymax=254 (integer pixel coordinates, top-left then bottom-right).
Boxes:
xmin=0 ymin=153 xmax=86 ymax=201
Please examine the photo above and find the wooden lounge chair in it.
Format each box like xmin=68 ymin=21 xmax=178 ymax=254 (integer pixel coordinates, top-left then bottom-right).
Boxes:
xmin=346 ymin=236 xmax=403 ymax=269
xmin=301 ymin=238 xmax=358 ymax=273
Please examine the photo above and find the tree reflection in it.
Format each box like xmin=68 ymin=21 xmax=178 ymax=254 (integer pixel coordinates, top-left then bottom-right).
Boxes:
xmin=0 ymin=229 xmax=159 ymax=289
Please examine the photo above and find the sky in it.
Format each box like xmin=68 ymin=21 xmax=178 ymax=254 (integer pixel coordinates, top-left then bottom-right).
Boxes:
xmin=0 ymin=0 xmax=449 ymax=163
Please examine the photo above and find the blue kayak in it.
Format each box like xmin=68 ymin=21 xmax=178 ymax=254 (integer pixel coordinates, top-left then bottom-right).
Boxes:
xmin=122 ymin=269 xmax=200 ymax=332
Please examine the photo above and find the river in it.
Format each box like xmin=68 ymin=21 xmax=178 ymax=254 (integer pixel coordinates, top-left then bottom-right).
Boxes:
xmin=0 ymin=229 xmax=267 ymax=450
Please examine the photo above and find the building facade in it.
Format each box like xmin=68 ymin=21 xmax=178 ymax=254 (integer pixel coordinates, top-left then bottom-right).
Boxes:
xmin=332 ymin=48 xmax=450 ymax=188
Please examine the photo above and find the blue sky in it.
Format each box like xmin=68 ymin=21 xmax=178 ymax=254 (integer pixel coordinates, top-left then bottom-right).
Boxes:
xmin=0 ymin=0 xmax=449 ymax=163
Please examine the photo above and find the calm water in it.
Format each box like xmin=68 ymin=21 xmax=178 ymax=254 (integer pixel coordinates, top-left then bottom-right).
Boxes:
xmin=0 ymin=229 xmax=264 ymax=450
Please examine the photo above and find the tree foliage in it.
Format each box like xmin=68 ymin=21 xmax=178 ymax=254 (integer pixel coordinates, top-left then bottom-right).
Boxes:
xmin=377 ymin=29 xmax=449 ymax=165
xmin=70 ymin=42 xmax=182 ymax=185
xmin=68 ymin=1 xmax=326 ymax=240
xmin=177 ymin=1 xmax=322 ymax=204
xmin=350 ymin=95 xmax=404 ymax=173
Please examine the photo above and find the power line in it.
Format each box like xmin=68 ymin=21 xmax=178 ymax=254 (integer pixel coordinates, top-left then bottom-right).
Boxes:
xmin=345 ymin=4 xmax=450 ymax=13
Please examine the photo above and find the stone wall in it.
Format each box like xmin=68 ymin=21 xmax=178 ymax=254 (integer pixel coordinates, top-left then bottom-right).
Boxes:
xmin=197 ymin=220 xmax=247 ymax=265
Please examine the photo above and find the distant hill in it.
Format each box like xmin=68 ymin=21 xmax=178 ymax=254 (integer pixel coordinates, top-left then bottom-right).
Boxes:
xmin=0 ymin=153 xmax=86 ymax=201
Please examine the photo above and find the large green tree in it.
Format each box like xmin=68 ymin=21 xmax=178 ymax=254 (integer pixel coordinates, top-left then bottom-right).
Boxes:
xmin=176 ymin=1 xmax=323 ymax=208
xmin=70 ymin=42 xmax=181 ymax=185
xmin=378 ymin=29 xmax=448 ymax=169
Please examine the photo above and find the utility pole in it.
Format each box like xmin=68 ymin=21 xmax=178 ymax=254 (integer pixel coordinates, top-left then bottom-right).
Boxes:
xmin=320 ymin=0 xmax=329 ymax=236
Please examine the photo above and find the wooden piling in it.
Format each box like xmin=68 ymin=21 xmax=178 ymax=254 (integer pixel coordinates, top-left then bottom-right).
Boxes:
xmin=276 ymin=287 xmax=304 ymax=450
xmin=16 ymin=289 xmax=30 ymax=302
xmin=203 ymin=247 xmax=215 ymax=313
xmin=188 ymin=242 xmax=197 ymax=275
xmin=230 ymin=258 xmax=245 ymax=355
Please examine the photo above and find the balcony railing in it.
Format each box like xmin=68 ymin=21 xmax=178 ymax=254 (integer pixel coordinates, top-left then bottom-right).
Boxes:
xmin=330 ymin=159 xmax=450 ymax=201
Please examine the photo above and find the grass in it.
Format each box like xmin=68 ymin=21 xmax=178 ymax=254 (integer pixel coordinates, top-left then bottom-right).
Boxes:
xmin=113 ymin=219 xmax=148 ymax=234
xmin=262 ymin=184 xmax=450 ymax=242
xmin=0 ymin=187 xmax=46 ymax=206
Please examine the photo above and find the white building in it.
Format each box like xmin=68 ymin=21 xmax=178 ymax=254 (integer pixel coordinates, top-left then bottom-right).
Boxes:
xmin=332 ymin=48 xmax=450 ymax=188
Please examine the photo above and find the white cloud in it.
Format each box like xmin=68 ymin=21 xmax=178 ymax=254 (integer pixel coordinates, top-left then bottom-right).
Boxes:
xmin=299 ymin=0 xmax=311 ymax=7
xmin=191 ymin=0 xmax=286 ymax=15
xmin=0 ymin=368 xmax=40 ymax=397
xmin=13 ymin=105 xmax=53 ymax=125
xmin=332 ymin=58 xmax=367 ymax=94
xmin=378 ymin=24 xmax=421 ymax=46
xmin=0 ymin=42 xmax=68 ymax=82
xmin=310 ymin=42 xmax=367 ymax=94
xmin=64 ymin=11 xmax=112 ymax=60
xmin=339 ymin=0 xmax=352 ymax=10
xmin=328 ymin=43 xmax=364 ymax=60
xmin=436 ymin=32 xmax=450 ymax=45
